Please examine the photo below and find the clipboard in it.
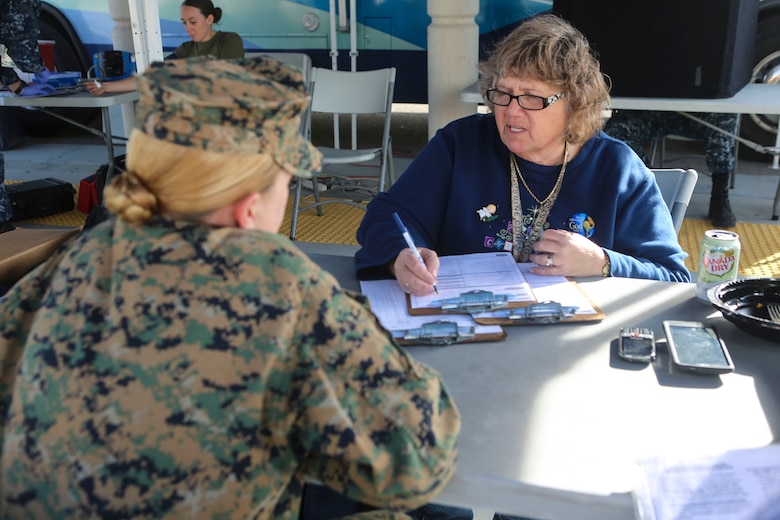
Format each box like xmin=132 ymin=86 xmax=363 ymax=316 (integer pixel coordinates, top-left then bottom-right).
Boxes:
xmin=406 ymin=289 xmax=526 ymax=315
xmin=471 ymin=278 xmax=606 ymax=325
xmin=359 ymin=279 xmax=508 ymax=346
xmin=403 ymin=253 xmax=605 ymax=325
xmin=407 ymin=252 xmax=537 ymax=316
xmin=395 ymin=319 xmax=507 ymax=346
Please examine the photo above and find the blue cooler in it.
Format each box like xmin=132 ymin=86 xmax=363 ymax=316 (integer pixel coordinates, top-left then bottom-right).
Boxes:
xmin=47 ymin=71 xmax=81 ymax=89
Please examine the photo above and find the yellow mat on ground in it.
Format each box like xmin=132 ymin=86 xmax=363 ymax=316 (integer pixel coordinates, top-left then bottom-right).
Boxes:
xmin=278 ymin=196 xmax=365 ymax=245
xmin=678 ymin=219 xmax=780 ymax=278
xmin=9 ymin=190 xmax=367 ymax=244
xmin=11 ymin=183 xmax=779 ymax=278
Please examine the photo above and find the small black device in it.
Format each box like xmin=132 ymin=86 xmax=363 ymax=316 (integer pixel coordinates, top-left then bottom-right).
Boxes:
xmin=618 ymin=327 xmax=656 ymax=363
xmin=92 ymin=51 xmax=136 ymax=81
xmin=662 ymin=320 xmax=734 ymax=374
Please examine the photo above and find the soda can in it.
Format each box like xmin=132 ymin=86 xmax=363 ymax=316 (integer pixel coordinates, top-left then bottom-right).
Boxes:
xmin=695 ymin=230 xmax=741 ymax=302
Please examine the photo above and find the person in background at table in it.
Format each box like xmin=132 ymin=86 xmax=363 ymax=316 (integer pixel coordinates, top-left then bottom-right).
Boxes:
xmin=355 ymin=13 xmax=690 ymax=297
xmin=86 ymin=0 xmax=243 ymax=95
xmin=0 ymin=55 xmax=460 ymax=519
xmin=604 ymin=110 xmax=738 ymax=228
xmin=0 ymin=0 xmax=55 ymax=232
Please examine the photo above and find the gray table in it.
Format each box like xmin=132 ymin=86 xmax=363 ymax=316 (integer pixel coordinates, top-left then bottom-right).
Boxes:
xmin=0 ymin=90 xmax=139 ymax=194
xmin=298 ymin=241 xmax=780 ymax=519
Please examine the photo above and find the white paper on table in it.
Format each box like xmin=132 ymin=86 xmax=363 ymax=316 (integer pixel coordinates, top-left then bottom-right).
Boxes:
xmin=359 ymin=279 xmax=503 ymax=338
xmin=634 ymin=444 xmax=780 ymax=520
xmin=470 ymin=263 xmax=598 ymax=319
xmin=518 ymin=263 xmax=598 ymax=315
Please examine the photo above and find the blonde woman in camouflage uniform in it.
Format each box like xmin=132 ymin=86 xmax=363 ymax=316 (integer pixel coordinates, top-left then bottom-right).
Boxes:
xmin=0 ymin=55 xmax=460 ymax=519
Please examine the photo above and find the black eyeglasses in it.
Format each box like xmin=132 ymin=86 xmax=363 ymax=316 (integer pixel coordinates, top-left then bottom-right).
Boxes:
xmin=486 ymin=88 xmax=565 ymax=110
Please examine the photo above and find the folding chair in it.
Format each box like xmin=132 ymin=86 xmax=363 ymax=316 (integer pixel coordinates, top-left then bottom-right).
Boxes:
xmin=289 ymin=67 xmax=396 ymax=240
xmin=651 ymin=168 xmax=699 ymax=234
xmin=253 ymin=52 xmax=312 ymax=85
xmin=243 ymin=52 xmax=313 ymax=141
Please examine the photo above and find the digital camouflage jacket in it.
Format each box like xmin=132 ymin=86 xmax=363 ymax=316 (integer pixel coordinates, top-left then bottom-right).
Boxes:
xmin=0 ymin=217 xmax=460 ymax=519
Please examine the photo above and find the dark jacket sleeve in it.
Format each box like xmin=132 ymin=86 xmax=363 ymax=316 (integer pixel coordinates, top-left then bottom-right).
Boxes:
xmin=355 ymin=121 xmax=463 ymax=279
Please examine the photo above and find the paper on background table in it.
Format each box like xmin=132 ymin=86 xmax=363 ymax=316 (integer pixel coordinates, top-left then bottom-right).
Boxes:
xmin=360 ymin=279 xmax=503 ymax=337
xmin=410 ymin=252 xmax=534 ymax=310
xmin=634 ymin=444 xmax=780 ymax=520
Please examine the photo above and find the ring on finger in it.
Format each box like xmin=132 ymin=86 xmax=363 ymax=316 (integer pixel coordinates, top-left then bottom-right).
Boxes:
xmin=546 ymin=254 xmax=553 ymax=268
xmin=404 ymin=282 xmax=410 ymax=294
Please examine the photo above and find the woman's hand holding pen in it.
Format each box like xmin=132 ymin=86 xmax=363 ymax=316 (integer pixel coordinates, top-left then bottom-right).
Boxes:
xmin=393 ymin=247 xmax=440 ymax=296
xmin=528 ymin=229 xmax=608 ymax=277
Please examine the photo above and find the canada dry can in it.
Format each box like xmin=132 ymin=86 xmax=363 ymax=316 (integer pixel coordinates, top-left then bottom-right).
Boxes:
xmin=695 ymin=230 xmax=741 ymax=302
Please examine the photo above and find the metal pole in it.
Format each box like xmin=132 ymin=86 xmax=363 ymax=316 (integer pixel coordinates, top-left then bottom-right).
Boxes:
xmin=328 ymin=0 xmax=339 ymax=148
xmin=350 ymin=0 xmax=357 ymax=148
xmin=127 ymin=0 xmax=164 ymax=74
xmin=107 ymin=0 xmax=134 ymax=137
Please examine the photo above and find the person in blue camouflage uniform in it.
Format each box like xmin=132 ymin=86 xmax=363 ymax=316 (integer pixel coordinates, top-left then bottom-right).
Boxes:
xmin=604 ymin=110 xmax=738 ymax=228
xmin=0 ymin=0 xmax=54 ymax=230
xmin=0 ymin=55 xmax=461 ymax=519
xmin=0 ymin=0 xmax=51 ymax=233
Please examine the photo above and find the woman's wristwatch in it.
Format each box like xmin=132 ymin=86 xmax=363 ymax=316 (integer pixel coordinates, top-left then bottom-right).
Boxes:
xmin=12 ymin=80 xmax=27 ymax=95
xmin=601 ymin=249 xmax=612 ymax=277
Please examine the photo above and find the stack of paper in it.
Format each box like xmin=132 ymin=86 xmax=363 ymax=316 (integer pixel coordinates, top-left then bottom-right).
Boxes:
xmin=634 ymin=444 xmax=780 ymax=520
xmin=360 ymin=252 xmax=604 ymax=345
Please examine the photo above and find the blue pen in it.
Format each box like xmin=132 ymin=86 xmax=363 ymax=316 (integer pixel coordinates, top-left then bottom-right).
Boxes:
xmin=393 ymin=212 xmax=439 ymax=294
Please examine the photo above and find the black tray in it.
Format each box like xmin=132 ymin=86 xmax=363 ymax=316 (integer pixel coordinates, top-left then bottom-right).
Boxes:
xmin=707 ymin=278 xmax=780 ymax=342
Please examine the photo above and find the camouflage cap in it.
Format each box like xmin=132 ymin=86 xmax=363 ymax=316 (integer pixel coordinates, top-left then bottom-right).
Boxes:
xmin=134 ymin=55 xmax=321 ymax=178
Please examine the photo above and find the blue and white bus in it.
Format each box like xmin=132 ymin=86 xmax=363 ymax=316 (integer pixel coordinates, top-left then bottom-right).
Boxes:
xmin=32 ymin=0 xmax=780 ymax=154
xmin=38 ymin=0 xmax=552 ymax=103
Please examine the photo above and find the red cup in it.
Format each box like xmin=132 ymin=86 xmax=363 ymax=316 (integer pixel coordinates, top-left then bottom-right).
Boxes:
xmin=37 ymin=40 xmax=55 ymax=71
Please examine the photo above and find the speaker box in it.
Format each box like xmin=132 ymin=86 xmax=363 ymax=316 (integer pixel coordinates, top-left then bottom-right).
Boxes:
xmin=552 ymin=0 xmax=759 ymax=98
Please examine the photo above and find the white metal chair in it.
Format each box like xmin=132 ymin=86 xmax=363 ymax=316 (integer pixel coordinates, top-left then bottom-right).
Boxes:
xmin=244 ymin=52 xmax=313 ymax=134
xmin=651 ymin=168 xmax=699 ymax=234
xmin=243 ymin=52 xmax=313 ymax=143
xmin=289 ymin=66 xmax=396 ymax=240
xmin=243 ymin=52 xmax=312 ymax=86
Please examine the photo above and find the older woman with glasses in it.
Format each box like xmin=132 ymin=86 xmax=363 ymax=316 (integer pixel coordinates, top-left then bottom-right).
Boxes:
xmin=355 ymin=13 xmax=690 ymax=297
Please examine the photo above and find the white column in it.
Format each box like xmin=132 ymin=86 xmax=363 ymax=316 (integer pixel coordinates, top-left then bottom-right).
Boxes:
xmin=427 ymin=0 xmax=479 ymax=140
xmin=128 ymin=0 xmax=165 ymax=73
xmin=107 ymin=0 xmax=135 ymax=137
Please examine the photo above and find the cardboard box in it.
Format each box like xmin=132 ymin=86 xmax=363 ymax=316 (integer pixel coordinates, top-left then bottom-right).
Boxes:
xmin=0 ymin=226 xmax=79 ymax=286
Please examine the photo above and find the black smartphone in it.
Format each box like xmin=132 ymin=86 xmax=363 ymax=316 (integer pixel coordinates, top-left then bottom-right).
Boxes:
xmin=618 ymin=327 xmax=657 ymax=363
xmin=662 ymin=320 xmax=734 ymax=374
